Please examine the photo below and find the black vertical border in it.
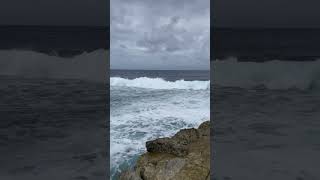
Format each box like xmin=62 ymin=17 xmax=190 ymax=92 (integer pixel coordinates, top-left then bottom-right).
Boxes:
xmin=107 ymin=0 xmax=111 ymax=177
xmin=210 ymin=0 xmax=215 ymax=179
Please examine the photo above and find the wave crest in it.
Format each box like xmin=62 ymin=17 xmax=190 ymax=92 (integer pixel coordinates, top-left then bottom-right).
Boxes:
xmin=0 ymin=49 xmax=108 ymax=83
xmin=110 ymin=77 xmax=210 ymax=90
xmin=213 ymin=58 xmax=320 ymax=90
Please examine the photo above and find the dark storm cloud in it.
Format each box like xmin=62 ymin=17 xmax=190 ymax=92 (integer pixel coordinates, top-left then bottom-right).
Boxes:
xmin=111 ymin=0 xmax=210 ymax=70
xmin=0 ymin=0 xmax=108 ymax=26
xmin=213 ymin=0 xmax=320 ymax=27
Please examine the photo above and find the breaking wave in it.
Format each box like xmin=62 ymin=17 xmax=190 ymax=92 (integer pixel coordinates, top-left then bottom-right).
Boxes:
xmin=212 ymin=58 xmax=320 ymax=90
xmin=110 ymin=77 xmax=210 ymax=90
xmin=0 ymin=49 xmax=108 ymax=83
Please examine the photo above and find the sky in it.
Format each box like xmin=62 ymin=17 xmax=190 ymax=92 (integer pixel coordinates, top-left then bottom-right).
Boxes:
xmin=110 ymin=0 xmax=210 ymax=70
xmin=213 ymin=0 xmax=320 ymax=28
xmin=0 ymin=0 xmax=108 ymax=26
xmin=1 ymin=0 xmax=319 ymax=27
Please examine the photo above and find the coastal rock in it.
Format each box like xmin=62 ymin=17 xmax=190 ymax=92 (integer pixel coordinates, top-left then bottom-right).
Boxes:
xmin=119 ymin=121 xmax=210 ymax=180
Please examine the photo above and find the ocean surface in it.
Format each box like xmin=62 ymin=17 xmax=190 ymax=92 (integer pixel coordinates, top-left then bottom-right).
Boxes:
xmin=0 ymin=26 xmax=108 ymax=57
xmin=110 ymin=70 xmax=210 ymax=179
xmin=212 ymin=28 xmax=320 ymax=61
xmin=0 ymin=46 xmax=108 ymax=179
xmin=212 ymin=59 xmax=320 ymax=179
xmin=212 ymin=28 xmax=320 ymax=179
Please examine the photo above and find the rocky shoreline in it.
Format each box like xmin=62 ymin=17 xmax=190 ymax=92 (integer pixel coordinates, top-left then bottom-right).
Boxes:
xmin=119 ymin=121 xmax=210 ymax=180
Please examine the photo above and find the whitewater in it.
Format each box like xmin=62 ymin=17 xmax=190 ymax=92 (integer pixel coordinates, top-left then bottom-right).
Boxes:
xmin=213 ymin=58 xmax=320 ymax=90
xmin=110 ymin=76 xmax=210 ymax=179
xmin=110 ymin=77 xmax=210 ymax=90
xmin=0 ymin=49 xmax=108 ymax=82
xmin=212 ymin=59 xmax=320 ymax=179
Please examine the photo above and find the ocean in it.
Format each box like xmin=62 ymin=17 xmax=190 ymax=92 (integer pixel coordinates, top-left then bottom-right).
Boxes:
xmin=212 ymin=29 xmax=320 ymax=179
xmin=0 ymin=26 xmax=108 ymax=57
xmin=0 ymin=76 xmax=108 ymax=180
xmin=0 ymin=26 xmax=109 ymax=180
xmin=110 ymin=70 xmax=210 ymax=179
xmin=212 ymin=28 xmax=320 ymax=61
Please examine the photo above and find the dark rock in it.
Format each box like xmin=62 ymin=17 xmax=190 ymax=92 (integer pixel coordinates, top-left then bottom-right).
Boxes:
xmin=146 ymin=138 xmax=188 ymax=157
xmin=120 ymin=121 xmax=211 ymax=180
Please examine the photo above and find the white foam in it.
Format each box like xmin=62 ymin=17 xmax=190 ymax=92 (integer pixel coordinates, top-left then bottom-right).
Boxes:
xmin=213 ymin=58 xmax=320 ymax=90
xmin=0 ymin=49 xmax=108 ymax=82
xmin=110 ymin=87 xmax=209 ymax=177
xmin=110 ymin=77 xmax=210 ymax=90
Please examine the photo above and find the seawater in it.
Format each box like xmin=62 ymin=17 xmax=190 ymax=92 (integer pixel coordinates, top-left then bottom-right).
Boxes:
xmin=110 ymin=70 xmax=210 ymax=179
xmin=212 ymin=60 xmax=320 ymax=179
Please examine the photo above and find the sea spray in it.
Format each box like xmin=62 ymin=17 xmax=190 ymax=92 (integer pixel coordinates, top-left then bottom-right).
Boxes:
xmin=110 ymin=74 xmax=210 ymax=179
xmin=213 ymin=58 xmax=320 ymax=90
xmin=110 ymin=77 xmax=210 ymax=90
xmin=0 ymin=49 xmax=108 ymax=82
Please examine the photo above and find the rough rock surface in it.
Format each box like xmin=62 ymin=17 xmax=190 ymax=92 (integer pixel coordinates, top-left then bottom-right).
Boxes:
xmin=119 ymin=121 xmax=210 ymax=180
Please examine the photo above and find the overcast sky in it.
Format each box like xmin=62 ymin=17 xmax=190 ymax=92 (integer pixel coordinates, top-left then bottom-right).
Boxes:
xmin=0 ymin=0 xmax=108 ymax=26
xmin=213 ymin=0 xmax=320 ymax=28
xmin=110 ymin=0 xmax=210 ymax=70
xmin=1 ymin=0 xmax=319 ymax=27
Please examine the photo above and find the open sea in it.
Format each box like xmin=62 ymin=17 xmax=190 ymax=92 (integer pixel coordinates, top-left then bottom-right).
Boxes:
xmin=212 ymin=29 xmax=320 ymax=180
xmin=0 ymin=26 xmax=109 ymax=179
xmin=0 ymin=75 xmax=108 ymax=180
xmin=110 ymin=70 xmax=210 ymax=179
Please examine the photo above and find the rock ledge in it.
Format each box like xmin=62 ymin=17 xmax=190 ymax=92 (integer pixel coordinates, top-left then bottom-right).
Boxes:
xmin=119 ymin=121 xmax=210 ymax=180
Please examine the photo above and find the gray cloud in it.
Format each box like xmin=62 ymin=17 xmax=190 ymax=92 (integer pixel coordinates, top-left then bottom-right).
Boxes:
xmin=136 ymin=16 xmax=186 ymax=53
xmin=111 ymin=0 xmax=210 ymax=70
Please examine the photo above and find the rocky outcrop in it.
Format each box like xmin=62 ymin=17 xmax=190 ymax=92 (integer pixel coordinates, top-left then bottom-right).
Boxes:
xmin=119 ymin=121 xmax=210 ymax=180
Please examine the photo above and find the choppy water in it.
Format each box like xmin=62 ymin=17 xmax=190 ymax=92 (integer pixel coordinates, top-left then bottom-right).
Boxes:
xmin=212 ymin=61 xmax=320 ymax=180
xmin=0 ymin=49 xmax=108 ymax=179
xmin=110 ymin=70 xmax=210 ymax=179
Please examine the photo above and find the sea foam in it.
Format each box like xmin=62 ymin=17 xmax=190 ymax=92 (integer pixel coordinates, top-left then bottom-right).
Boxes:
xmin=110 ymin=86 xmax=209 ymax=178
xmin=213 ymin=58 xmax=320 ymax=90
xmin=110 ymin=77 xmax=210 ymax=90
xmin=0 ymin=49 xmax=108 ymax=82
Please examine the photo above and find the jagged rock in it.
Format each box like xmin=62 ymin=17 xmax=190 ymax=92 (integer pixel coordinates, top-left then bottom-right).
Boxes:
xmin=119 ymin=170 xmax=142 ymax=180
xmin=119 ymin=121 xmax=210 ymax=180
xmin=146 ymin=137 xmax=189 ymax=157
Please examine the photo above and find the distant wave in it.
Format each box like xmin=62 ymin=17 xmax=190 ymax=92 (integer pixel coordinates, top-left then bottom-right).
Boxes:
xmin=213 ymin=58 xmax=320 ymax=90
xmin=0 ymin=49 xmax=108 ymax=83
xmin=110 ymin=77 xmax=210 ymax=90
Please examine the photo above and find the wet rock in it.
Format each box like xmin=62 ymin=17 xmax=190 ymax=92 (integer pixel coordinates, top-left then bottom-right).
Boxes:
xmin=119 ymin=170 xmax=142 ymax=180
xmin=146 ymin=137 xmax=189 ymax=157
xmin=120 ymin=121 xmax=210 ymax=180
